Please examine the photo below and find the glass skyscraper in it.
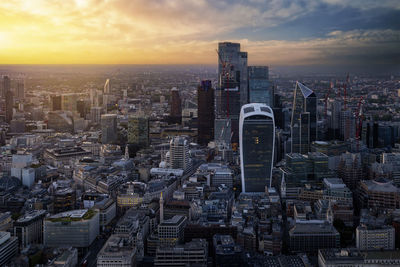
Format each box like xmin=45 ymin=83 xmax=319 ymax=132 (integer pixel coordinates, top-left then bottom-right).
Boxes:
xmin=291 ymin=82 xmax=317 ymax=154
xmin=248 ymin=66 xmax=273 ymax=107
xmin=215 ymin=42 xmax=248 ymax=145
xmin=240 ymin=103 xmax=275 ymax=193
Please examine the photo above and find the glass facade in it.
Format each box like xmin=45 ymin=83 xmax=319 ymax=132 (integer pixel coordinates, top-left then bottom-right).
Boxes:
xmin=242 ymin=115 xmax=274 ymax=192
xmin=291 ymin=82 xmax=317 ymax=153
xmin=248 ymin=66 xmax=273 ymax=106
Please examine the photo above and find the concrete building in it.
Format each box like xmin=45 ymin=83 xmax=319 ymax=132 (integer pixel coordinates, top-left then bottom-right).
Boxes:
xmin=155 ymin=238 xmax=208 ymax=267
xmin=0 ymin=231 xmax=18 ymax=266
xmin=318 ymin=248 xmax=400 ymax=267
xmin=213 ymin=234 xmax=242 ymax=267
xmin=14 ymin=210 xmax=46 ymax=249
xmin=289 ymin=221 xmax=340 ymax=253
xmin=358 ymin=179 xmax=400 ymax=210
xmin=211 ymin=167 xmax=233 ymax=188
xmin=97 ymin=234 xmax=136 ymax=267
xmin=169 ymin=136 xmax=192 ymax=172
xmin=323 ymin=178 xmax=353 ymax=202
xmin=356 ymin=225 xmax=395 ymax=251
xmin=44 ymin=209 xmax=99 ymax=248
xmin=158 ymin=215 xmax=187 ymax=246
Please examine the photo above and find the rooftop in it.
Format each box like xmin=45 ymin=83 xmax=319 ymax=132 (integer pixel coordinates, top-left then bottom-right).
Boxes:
xmin=47 ymin=209 xmax=96 ymax=222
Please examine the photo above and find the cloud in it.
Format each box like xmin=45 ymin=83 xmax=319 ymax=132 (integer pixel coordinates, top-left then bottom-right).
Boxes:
xmin=0 ymin=0 xmax=398 ymax=66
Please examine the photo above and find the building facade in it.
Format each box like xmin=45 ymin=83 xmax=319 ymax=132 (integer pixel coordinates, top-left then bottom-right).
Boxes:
xmin=356 ymin=225 xmax=395 ymax=251
xmin=248 ymin=66 xmax=273 ymax=107
xmin=101 ymin=114 xmax=118 ymax=144
xmin=240 ymin=103 xmax=275 ymax=192
xmin=197 ymin=80 xmax=214 ymax=146
xmin=291 ymin=82 xmax=317 ymax=154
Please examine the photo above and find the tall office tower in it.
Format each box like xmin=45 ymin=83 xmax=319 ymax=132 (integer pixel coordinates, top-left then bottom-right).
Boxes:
xmin=127 ymin=116 xmax=149 ymax=148
xmin=340 ymin=109 xmax=356 ymax=141
xmin=328 ymin=100 xmax=342 ymax=140
xmin=5 ymin=90 xmax=13 ymax=123
xmin=104 ymin=79 xmax=110 ymax=94
xmin=90 ymin=88 xmax=98 ymax=107
xmin=16 ymin=79 xmax=24 ymax=100
xmin=169 ymin=136 xmax=192 ymax=172
xmin=215 ymin=42 xmax=248 ymax=145
xmin=170 ymin=87 xmax=182 ymax=124
xmin=90 ymin=106 xmax=103 ymax=124
xmin=76 ymin=100 xmax=88 ymax=118
xmin=101 ymin=114 xmax=117 ymax=144
xmin=337 ymin=152 xmax=363 ymax=190
xmin=51 ymin=95 xmax=62 ymax=111
xmin=248 ymin=66 xmax=273 ymax=106
xmin=291 ymin=82 xmax=317 ymax=154
xmin=239 ymin=103 xmax=275 ymax=193
xmin=197 ymin=80 xmax=214 ymax=146
xmin=2 ymin=75 xmax=10 ymax=98
xmin=61 ymin=93 xmax=78 ymax=112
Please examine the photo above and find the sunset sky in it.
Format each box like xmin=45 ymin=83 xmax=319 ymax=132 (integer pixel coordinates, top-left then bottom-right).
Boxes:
xmin=0 ymin=0 xmax=399 ymax=66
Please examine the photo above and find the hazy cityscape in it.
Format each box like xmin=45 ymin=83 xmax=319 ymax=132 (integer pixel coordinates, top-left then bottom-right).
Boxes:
xmin=1 ymin=0 xmax=400 ymax=267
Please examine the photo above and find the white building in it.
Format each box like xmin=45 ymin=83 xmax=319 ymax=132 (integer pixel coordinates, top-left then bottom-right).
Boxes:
xmin=169 ymin=136 xmax=192 ymax=172
xmin=0 ymin=231 xmax=18 ymax=266
xmin=356 ymin=225 xmax=395 ymax=251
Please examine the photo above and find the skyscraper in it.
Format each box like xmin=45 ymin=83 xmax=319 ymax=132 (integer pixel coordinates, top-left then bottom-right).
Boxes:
xmin=197 ymin=80 xmax=214 ymax=146
xmin=104 ymin=79 xmax=110 ymax=94
xmin=51 ymin=95 xmax=62 ymax=111
xmin=215 ymin=42 xmax=248 ymax=145
xmin=240 ymin=103 xmax=275 ymax=193
xmin=169 ymin=136 xmax=191 ymax=172
xmin=16 ymin=79 xmax=24 ymax=100
xmin=127 ymin=116 xmax=149 ymax=148
xmin=5 ymin=89 xmax=13 ymax=123
xmin=2 ymin=75 xmax=10 ymax=98
xmin=101 ymin=114 xmax=117 ymax=144
xmin=61 ymin=93 xmax=78 ymax=112
xmin=248 ymin=66 xmax=273 ymax=106
xmin=291 ymin=82 xmax=317 ymax=154
xmin=170 ymin=87 xmax=182 ymax=124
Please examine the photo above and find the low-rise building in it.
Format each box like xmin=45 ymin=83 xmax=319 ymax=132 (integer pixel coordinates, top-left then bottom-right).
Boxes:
xmin=0 ymin=231 xmax=18 ymax=266
xmin=158 ymin=215 xmax=187 ymax=246
xmin=14 ymin=209 xmax=46 ymax=249
xmin=97 ymin=234 xmax=136 ymax=267
xmin=44 ymin=209 xmax=99 ymax=248
xmin=318 ymin=248 xmax=400 ymax=267
xmin=356 ymin=224 xmax=395 ymax=251
xmin=155 ymin=238 xmax=208 ymax=266
xmin=289 ymin=221 xmax=340 ymax=253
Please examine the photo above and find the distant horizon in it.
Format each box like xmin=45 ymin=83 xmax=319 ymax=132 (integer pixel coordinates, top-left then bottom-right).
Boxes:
xmin=0 ymin=1 xmax=399 ymax=69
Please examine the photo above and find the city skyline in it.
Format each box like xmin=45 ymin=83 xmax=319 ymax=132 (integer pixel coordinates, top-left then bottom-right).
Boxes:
xmin=0 ymin=0 xmax=399 ymax=70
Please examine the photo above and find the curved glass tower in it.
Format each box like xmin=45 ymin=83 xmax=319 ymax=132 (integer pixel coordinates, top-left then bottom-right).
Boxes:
xmin=240 ymin=103 xmax=275 ymax=193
